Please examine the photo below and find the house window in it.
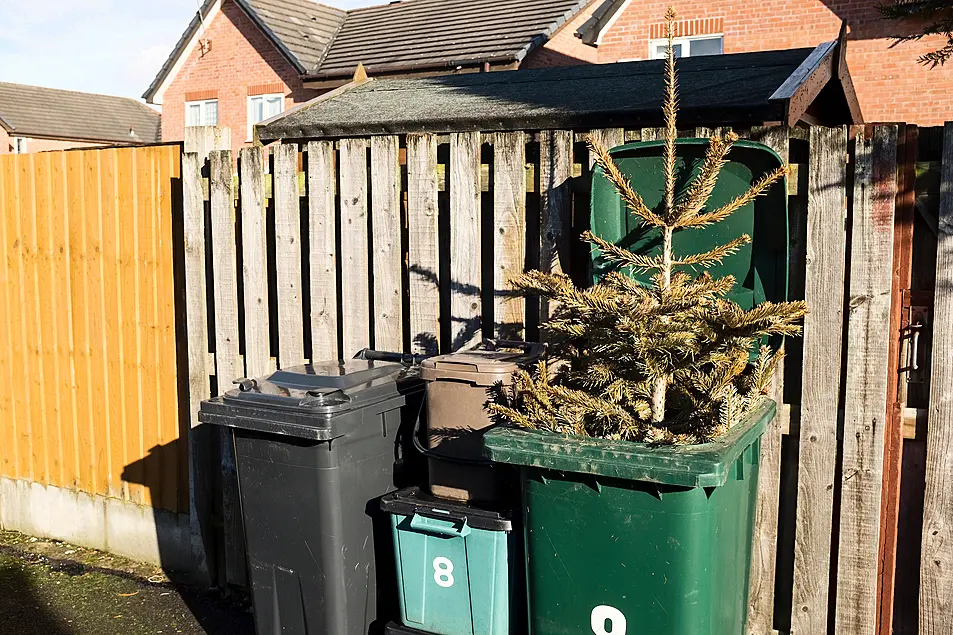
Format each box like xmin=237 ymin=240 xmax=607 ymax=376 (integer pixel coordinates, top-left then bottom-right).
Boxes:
xmin=649 ymin=35 xmax=723 ymax=59
xmin=248 ymin=93 xmax=284 ymax=140
xmin=12 ymin=138 xmax=27 ymax=154
xmin=186 ymin=99 xmax=219 ymax=127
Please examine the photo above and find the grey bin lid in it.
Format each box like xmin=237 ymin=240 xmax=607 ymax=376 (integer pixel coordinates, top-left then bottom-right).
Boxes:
xmin=223 ymin=360 xmax=411 ymax=415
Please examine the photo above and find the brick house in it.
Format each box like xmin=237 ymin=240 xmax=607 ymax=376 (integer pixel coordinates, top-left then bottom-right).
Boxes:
xmin=545 ymin=0 xmax=953 ymax=125
xmin=0 ymin=83 xmax=161 ymax=155
xmin=146 ymin=0 xmax=950 ymax=153
xmin=144 ymin=0 xmax=598 ymax=153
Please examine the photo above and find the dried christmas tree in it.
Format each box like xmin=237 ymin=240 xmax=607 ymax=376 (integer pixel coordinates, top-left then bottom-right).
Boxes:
xmin=489 ymin=8 xmax=808 ymax=445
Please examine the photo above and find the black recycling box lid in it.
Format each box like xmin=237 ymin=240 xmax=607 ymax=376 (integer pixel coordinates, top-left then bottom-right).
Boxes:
xmin=380 ymin=487 xmax=512 ymax=532
xmin=198 ymin=360 xmax=423 ymax=440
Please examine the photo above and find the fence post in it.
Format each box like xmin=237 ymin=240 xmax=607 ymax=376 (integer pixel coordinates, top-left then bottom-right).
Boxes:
xmin=407 ymin=134 xmax=440 ymax=354
xmin=306 ymin=141 xmax=339 ymax=361
xmin=920 ymin=121 xmax=953 ymax=634
xmin=208 ymin=149 xmax=247 ymax=587
xmin=747 ymin=126 xmax=791 ymax=635
xmin=182 ymin=151 xmax=214 ymax=584
xmin=538 ymin=130 xmax=572 ymax=328
xmin=492 ymin=132 xmax=527 ymax=340
xmin=791 ymin=126 xmax=849 ymax=635
xmin=449 ymin=132 xmax=482 ymax=351
xmin=370 ymin=136 xmax=404 ymax=352
xmin=339 ymin=138 xmax=370 ymax=357
xmin=273 ymin=143 xmax=304 ymax=368
xmin=835 ymin=125 xmax=898 ymax=634
xmin=240 ymin=146 xmax=271 ymax=376
xmin=183 ymin=126 xmax=229 ymax=587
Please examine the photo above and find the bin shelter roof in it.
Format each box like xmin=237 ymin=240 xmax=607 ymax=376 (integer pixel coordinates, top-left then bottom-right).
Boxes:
xmin=258 ymin=33 xmax=861 ymax=142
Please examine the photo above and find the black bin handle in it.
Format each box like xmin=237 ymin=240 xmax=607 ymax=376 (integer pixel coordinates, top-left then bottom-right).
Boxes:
xmin=353 ymin=349 xmax=431 ymax=366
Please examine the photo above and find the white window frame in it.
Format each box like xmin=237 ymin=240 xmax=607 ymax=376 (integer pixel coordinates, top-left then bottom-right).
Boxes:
xmin=247 ymin=93 xmax=285 ymax=141
xmin=648 ymin=34 xmax=724 ymax=60
xmin=185 ymin=98 xmax=219 ymax=127
xmin=13 ymin=137 xmax=27 ymax=154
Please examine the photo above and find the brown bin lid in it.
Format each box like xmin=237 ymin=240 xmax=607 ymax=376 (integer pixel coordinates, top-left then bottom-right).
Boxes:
xmin=420 ymin=344 xmax=542 ymax=385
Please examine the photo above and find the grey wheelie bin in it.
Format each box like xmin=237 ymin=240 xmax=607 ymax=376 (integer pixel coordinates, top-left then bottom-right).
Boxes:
xmin=198 ymin=356 xmax=426 ymax=635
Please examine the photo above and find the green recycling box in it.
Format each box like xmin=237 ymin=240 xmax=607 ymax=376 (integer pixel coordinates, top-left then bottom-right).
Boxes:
xmin=381 ymin=487 xmax=514 ymax=635
xmin=483 ymin=400 xmax=775 ymax=635
xmin=590 ymin=139 xmax=789 ymax=311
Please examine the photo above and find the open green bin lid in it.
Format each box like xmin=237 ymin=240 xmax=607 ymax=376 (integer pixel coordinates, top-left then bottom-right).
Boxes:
xmin=590 ymin=139 xmax=789 ymax=309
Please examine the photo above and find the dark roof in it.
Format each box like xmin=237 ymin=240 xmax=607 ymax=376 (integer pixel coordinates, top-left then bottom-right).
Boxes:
xmin=145 ymin=0 xmax=593 ymax=101
xmin=143 ymin=0 xmax=217 ymax=102
xmin=576 ymin=0 xmax=626 ymax=46
xmin=142 ymin=0 xmax=218 ymax=103
xmin=242 ymin=0 xmax=346 ymax=72
xmin=0 ymin=82 xmax=161 ymax=145
xmin=260 ymin=47 xmax=841 ymax=140
xmin=308 ymin=0 xmax=591 ymax=79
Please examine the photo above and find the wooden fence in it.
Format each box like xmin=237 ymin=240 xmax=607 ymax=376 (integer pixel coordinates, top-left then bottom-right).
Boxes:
xmin=0 ymin=145 xmax=186 ymax=513
xmin=181 ymin=121 xmax=948 ymax=634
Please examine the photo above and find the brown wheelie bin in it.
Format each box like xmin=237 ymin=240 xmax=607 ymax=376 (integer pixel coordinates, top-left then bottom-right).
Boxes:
xmin=419 ymin=340 xmax=543 ymax=504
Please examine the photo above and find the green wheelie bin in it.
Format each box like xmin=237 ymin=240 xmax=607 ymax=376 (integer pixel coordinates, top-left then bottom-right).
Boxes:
xmin=589 ymin=138 xmax=789 ymax=311
xmin=483 ymin=400 xmax=775 ymax=635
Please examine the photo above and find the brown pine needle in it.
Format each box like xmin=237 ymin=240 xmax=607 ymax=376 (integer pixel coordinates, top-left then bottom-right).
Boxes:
xmin=584 ymin=230 xmax=664 ymax=271
xmin=587 ymin=136 xmax=665 ymax=228
xmin=663 ymin=7 xmax=679 ymax=223
xmin=682 ymin=165 xmax=790 ymax=228
xmin=673 ymin=133 xmax=737 ymax=226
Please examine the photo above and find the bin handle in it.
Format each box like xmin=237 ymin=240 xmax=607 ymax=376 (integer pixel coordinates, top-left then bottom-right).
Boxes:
xmin=410 ymin=513 xmax=472 ymax=538
xmin=412 ymin=400 xmax=492 ymax=466
xmin=483 ymin=339 xmax=547 ymax=360
xmin=353 ymin=349 xmax=431 ymax=366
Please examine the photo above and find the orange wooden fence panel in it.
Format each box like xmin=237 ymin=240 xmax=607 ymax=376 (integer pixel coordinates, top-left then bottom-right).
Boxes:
xmin=0 ymin=145 xmax=185 ymax=513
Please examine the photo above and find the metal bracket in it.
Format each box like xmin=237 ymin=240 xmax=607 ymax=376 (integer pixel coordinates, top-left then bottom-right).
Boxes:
xmin=900 ymin=303 xmax=930 ymax=384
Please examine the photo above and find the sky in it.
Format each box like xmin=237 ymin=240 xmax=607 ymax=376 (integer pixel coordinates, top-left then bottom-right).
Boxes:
xmin=0 ymin=0 xmax=380 ymax=101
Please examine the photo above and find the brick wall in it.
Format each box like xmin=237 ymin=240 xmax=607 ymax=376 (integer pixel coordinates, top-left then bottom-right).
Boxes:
xmin=160 ymin=0 xmax=320 ymax=152
xmin=0 ymin=128 xmax=101 ymax=155
xmin=524 ymin=1 xmax=602 ymax=68
xmin=538 ymin=0 xmax=953 ymax=125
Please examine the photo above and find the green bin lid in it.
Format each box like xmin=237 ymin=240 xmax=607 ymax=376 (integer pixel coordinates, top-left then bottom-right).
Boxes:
xmin=590 ymin=139 xmax=789 ymax=310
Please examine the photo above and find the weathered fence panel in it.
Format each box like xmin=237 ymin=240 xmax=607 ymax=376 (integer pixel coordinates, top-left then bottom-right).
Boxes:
xmin=167 ymin=121 xmax=951 ymax=629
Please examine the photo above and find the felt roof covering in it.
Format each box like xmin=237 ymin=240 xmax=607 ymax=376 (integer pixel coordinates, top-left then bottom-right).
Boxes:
xmin=260 ymin=45 xmax=860 ymax=141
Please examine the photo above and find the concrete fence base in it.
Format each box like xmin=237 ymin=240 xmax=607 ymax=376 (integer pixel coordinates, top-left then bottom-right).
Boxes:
xmin=0 ymin=477 xmax=207 ymax=583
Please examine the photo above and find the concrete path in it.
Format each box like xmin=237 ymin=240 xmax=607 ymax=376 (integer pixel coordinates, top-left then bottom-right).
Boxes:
xmin=0 ymin=530 xmax=255 ymax=635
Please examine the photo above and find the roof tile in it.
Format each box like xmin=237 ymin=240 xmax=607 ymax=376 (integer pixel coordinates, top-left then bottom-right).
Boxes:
xmin=311 ymin=0 xmax=589 ymax=77
xmin=0 ymin=83 xmax=162 ymax=145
